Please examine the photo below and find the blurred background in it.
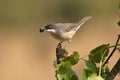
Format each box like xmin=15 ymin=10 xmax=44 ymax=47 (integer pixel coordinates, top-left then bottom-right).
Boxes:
xmin=0 ymin=0 xmax=120 ymax=80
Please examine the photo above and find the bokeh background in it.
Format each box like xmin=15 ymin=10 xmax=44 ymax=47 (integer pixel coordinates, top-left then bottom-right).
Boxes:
xmin=0 ymin=0 xmax=120 ymax=80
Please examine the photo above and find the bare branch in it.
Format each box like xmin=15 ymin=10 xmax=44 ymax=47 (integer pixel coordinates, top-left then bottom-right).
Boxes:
xmin=105 ymin=58 xmax=120 ymax=80
xmin=103 ymin=35 xmax=120 ymax=66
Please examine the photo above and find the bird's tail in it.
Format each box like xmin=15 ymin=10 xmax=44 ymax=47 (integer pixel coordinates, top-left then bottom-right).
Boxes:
xmin=75 ymin=16 xmax=92 ymax=31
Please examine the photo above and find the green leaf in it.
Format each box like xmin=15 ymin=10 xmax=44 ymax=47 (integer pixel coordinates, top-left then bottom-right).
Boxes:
xmin=84 ymin=61 xmax=97 ymax=76
xmin=88 ymin=74 xmax=103 ymax=80
xmin=82 ymin=61 xmax=98 ymax=80
xmin=70 ymin=72 xmax=79 ymax=80
xmin=101 ymin=66 xmax=109 ymax=78
xmin=55 ymin=52 xmax=80 ymax=80
xmin=82 ymin=61 xmax=104 ymax=80
xmin=71 ymin=51 xmax=80 ymax=65
xmin=62 ymin=51 xmax=80 ymax=66
xmin=57 ymin=64 xmax=71 ymax=74
xmin=82 ymin=70 xmax=87 ymax=80
xmin=89 ymin=44 xmax=109 ymax=63
xmin=57 ymin=67 xmax=78 ymax=80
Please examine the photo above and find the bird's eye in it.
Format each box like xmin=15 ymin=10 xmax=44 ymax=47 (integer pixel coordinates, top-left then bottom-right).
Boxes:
xmin=45 ymin=24 xmax=53 ymax=29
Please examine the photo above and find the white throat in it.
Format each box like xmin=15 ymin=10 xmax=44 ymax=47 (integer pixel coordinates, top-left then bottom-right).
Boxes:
xmin=46 ymin=29 xmax=56 ymax=33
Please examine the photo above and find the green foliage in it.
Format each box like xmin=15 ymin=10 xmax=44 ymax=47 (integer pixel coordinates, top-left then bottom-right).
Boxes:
xmin=87 ymin=74 xmax=103 ymax=80
xmin=55 ymin=44 xmax=111 ymax=80
xmin=84 ymin=61 xmax=97 ymax=76
xmin=82 ymin=61 xmax=97 ymax=80
xmin=62 ymin=51 xmax=80 ymax=66
xmin=55 ymin=52 xmax=80 ymax=80
xmin=82 ymin=61 xmax=103 ymax=80
xmin=89 ymin=44 xmax=109 ymax=63
xmin=82 ymin=44 xmax=110 ymax=80
xmin=101 ymin=66 xmax=109 ymax=78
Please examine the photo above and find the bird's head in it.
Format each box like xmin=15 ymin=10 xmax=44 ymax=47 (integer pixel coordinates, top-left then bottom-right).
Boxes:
xmin=40 ymin=24 xmax=56 ymax=33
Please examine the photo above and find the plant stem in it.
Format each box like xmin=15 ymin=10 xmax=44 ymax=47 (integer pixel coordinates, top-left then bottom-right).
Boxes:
xmin=108 ymin=44 xmax=120 ymax=48
xmin=103 ymin=35 xmax=120 ymax=66
xmin=105 ymin=58 xmax=120 ymax=80
xmin=99 ymin=59 xmax=102 ymax=76
xmin=99 ymin=49 xmax=108 ymax=76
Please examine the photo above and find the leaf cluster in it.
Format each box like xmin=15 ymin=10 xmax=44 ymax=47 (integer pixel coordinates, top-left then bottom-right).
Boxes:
xmin=83 ymin=44 xmax=110 ymax=80
xmin=55 ymin=52 xmax=80 ymax=80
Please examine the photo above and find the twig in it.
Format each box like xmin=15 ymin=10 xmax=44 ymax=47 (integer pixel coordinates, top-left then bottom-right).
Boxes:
xmin=56 ymin=42 xmax=68 ymax=64
xmin=108 ymin=44 xmax=120 ymax=48
xmin=103 ymin=35 xmax=120 ymax=66
xmin=105 ymin=58 xmax=120 ymax=80
xmin=56 ymin=42 xmax=62 ymax=64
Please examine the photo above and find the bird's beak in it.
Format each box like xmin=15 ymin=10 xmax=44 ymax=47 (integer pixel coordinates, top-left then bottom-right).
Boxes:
xmin=40 ymin=28 xmax=45 ymax=32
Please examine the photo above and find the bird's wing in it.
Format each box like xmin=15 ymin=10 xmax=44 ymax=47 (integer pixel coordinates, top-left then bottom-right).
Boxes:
xmin=55 ymin=23 xmax=77 ymax=32
xmin=55 ymin=16 xmax=92 ymax=32
xmin=74 ymin=16 xmax=92 ymax=31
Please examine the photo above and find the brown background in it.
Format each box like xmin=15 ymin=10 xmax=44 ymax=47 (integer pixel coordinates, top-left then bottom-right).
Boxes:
xmin=0 ymin=0 xmax=120 ymax=80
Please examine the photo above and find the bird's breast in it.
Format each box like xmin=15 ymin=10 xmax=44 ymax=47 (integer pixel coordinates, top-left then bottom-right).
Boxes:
xmin=49 ymin=31 xmax=76 ymax=41
xmin=50 ymin=32 xmax=67 ymax=41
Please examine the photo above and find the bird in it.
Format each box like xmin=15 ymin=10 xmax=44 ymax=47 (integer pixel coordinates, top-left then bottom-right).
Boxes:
xmin=40 ymin=16 xmax=92 ymax=44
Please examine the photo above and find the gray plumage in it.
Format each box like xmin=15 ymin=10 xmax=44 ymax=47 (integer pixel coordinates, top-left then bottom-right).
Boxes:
xmin=40 ymin=16 xmax=92 ymax=42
